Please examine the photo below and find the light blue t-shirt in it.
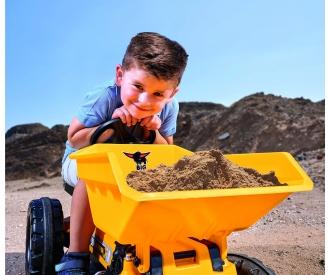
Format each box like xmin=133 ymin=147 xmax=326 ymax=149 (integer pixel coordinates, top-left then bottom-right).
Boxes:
xmin=62 ymin=82 xmax=179 ymax=163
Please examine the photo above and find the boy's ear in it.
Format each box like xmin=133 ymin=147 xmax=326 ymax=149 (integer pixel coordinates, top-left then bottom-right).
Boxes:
xmin=115 ymin=65 xmax=123 ymax=86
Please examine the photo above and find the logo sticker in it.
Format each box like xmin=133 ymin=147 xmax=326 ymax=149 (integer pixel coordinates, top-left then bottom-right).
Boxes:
xmin=124 ymin=151 xmax=150 ymax=170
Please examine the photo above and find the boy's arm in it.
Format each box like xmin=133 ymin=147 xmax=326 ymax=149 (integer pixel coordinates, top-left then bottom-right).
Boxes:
xmin=140 ymin=115 xmax=174 ymax=144
xmin=164 ymin=135 xmax=174 ymax=144
xmin=153 ymin=131 xmax=173 ymax=144
xmin=67 ymin=117 xmax=113 ymax=149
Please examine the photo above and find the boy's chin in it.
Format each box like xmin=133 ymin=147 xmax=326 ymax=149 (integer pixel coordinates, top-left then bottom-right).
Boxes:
xmin=127 ymin=108 xmax=153 ymax=120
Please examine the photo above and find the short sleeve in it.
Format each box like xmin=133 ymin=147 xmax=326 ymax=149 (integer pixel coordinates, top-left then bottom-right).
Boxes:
xmin=159 ymin=98 xmax=179 ymax=137
xmin=76 ymin=85 xmax=118 ymax=127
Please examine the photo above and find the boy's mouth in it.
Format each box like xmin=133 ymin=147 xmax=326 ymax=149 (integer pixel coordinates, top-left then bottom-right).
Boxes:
xmin=132 ymin=103 xmax=152 ymax=112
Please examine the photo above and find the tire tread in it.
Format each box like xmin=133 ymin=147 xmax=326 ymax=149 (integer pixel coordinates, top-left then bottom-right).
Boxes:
xmin=228 ymin=253 xmax=276 ymax=275
xmin=25 ymin=198 xmax=64 ymax=275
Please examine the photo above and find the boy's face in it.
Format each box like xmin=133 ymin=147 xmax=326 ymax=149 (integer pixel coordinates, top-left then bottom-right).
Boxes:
xmin=116 ymin=65 xmax=179 ymax=120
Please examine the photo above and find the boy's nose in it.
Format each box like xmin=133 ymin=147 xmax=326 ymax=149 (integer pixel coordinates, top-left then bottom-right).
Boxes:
xmin=138 ymin=92 xmax=150 ymax=103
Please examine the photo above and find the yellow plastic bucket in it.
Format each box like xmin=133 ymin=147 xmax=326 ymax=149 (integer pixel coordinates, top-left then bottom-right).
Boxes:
xmin=70 ymin=144 xmax=313 ymax=245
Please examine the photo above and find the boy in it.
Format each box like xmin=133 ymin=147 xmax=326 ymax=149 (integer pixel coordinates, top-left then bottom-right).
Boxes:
xmin=56 ymin=32 xmax=188 ymax=274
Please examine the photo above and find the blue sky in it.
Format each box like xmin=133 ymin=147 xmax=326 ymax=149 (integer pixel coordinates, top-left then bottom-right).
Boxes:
xmin=5 ymin=0 xmax=324 ymax=130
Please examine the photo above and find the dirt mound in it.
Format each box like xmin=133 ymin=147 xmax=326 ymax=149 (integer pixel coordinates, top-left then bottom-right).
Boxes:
xmin=5 ymin=124 xmax=68 ymax=180
xmin=5 ymin=123 xmax=49 ymax=143
xmin=127 ymin=149 xmax=285 ymax=192
xmin=176 ymin=93 xmax=324 ymax=154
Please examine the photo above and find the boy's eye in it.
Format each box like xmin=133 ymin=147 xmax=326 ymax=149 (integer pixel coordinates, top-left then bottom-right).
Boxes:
xmin=153 ymin=92 xmax=164 ymax=97
xmin=134 ymin=84 xmax=143 ymax=91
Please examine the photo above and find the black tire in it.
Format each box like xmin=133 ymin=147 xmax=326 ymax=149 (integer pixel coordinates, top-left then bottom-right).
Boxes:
xmin=25 ymin=197 xmax=64 ymax=275
xmin=228 ymin=253 xmax=276 ymax=275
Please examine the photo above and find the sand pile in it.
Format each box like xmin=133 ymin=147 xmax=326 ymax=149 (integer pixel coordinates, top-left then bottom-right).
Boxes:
xmin=126 ymin=149 xmax=286 ymax=192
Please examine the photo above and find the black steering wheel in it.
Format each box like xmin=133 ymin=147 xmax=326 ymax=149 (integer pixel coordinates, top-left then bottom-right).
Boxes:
xmin=90 ymin=118 xmax=156 ymax=145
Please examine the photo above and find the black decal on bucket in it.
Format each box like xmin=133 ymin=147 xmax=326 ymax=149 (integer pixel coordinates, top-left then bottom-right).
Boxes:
xmin=124 ymin=151 xmax=150 ymax=170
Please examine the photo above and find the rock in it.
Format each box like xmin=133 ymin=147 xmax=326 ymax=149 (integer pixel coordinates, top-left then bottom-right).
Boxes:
xmin=218 ymin=132 xmax=230 ymax=141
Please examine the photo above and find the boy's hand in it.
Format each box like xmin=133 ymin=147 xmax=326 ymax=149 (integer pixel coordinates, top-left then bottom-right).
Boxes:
xmin=112 ymin=106 xmax=140 ymax=127
xmin=140 ymin=115 xmax=161 ymax=131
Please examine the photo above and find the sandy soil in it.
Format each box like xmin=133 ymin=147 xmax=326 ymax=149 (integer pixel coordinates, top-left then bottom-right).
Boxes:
xmin=5 ymin=176 xmax=324 ymax=275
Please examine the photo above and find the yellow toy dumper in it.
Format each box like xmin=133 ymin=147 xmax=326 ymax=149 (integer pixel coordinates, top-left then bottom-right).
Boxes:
xmin=25 ymin=119 xmax=313 ymax=275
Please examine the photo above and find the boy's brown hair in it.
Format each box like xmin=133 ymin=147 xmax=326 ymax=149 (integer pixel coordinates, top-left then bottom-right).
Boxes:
xmin=122 ymin=32 xmax=188 ymax=84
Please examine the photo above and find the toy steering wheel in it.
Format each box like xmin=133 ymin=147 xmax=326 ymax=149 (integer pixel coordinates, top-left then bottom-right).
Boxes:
xmin=90 ymin=118 xmax=156 ymax=145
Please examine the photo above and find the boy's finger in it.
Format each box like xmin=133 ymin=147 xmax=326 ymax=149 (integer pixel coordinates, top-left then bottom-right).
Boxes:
xmin=131 ymin=117 xmax=138 ymax=125
xmin=112 ymin=109 xmax=123 ymax=122
xmin=121 ymin=107 xmax=132 ymax=126
xmin=117 ymin=109 xmax=126 ymax=124
xmin=140 ymin=116 xmax=151 ymax=127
